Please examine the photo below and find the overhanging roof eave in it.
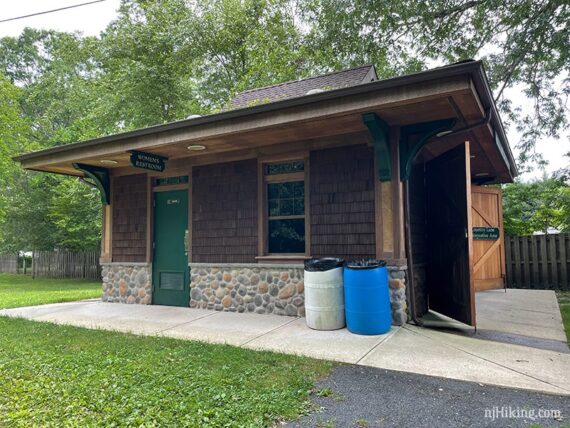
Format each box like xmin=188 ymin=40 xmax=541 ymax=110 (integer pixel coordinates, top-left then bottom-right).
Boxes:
xmin=14 ymin=60 xmax=517 ymax=178
xmin=469 ymin=66 xmax=518 ymax=178
xmin=13 ymin=61 xmax=481 ymax=163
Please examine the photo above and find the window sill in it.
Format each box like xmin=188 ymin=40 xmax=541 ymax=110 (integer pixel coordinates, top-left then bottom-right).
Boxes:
xmin=255 ymin=255 xmax=309 ymax=264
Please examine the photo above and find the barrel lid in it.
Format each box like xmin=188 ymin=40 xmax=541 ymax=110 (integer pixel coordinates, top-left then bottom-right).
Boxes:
xmin=345 ymin=258 xmax=387 ymax=270
xmin=304 ymin=257 xmax=345 ymax=272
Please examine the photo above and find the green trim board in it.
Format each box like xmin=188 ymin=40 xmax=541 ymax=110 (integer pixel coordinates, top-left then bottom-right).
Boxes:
xmin=399 ymin=118 xmax=457 ymax=181
xmin=155 ymin=175 xmax=189 ymax=186
xmin=362 ymin=112 xmax=391 ymax=181
xmin=72 ymin=163 xmax=110 ymax=205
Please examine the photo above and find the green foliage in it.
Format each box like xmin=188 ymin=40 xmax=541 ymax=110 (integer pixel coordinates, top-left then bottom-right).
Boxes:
xmin=302 ymin=0 xmax=570 ymax=167
xmin=189 ymin=0 xmax=307 ymax=108
xmin=0 ymin=32 xmax=103 ymax=252
xmin=355 ymin=419 xmax=370 ymax=428
xmin=316 ymin=386 xmax=344 ymax=401
xmin=48 ymin=178 xmax=102 ymax=251
xmin=98 ymin=0 xmax=202 ymax=129
xmin=1 ymin=0 xmax=569 ymax=250
xmin=502 ymin=177 xmax=570 ymax=235
xmin=95 ymin=0 xmax=305 ymax=127
xmin=1 ymin=29 xmax=109 ymax=144
xmin=0 ymin=172 xmax=101 ymax=252
xmin=0 ymin=173 xmax=57 ymax=252
xmin=0 ymin=315 xmax=332 ymax=426
xmin=0 ymin=74 xmax=34 ymax=224
xmin=0 ymin=274 xmax=100 ymax=309
xmin=0 ymin=0 xmax=308 ymax=252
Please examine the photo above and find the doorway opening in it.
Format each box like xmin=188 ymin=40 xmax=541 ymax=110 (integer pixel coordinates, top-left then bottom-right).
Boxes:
xmin=408 ymin=142 xmax=476 ymax=326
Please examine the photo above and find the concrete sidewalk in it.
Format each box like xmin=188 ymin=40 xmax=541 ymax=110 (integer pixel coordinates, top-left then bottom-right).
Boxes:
xmin=2 ymin=296 xmax=569 ymax=396
xmin=476 ymin=289 xmax=568 ymax=342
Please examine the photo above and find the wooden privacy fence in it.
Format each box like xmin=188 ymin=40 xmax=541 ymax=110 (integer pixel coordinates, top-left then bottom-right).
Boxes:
xmin=0 ymin=254 xmax=18 ymax=274
xmin=505 ymin=234 xmax=569 ymax=290
xmin=32 ymin=250 xmax=101 ymax=280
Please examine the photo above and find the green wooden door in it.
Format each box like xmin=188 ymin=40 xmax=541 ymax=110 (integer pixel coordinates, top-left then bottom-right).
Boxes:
xmin=152 ymin=189 xmax=189 ymax=307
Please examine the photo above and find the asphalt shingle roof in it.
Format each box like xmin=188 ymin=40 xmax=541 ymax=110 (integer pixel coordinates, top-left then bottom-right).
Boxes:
xmin=229 ymin=64 xmax=377 ymax=109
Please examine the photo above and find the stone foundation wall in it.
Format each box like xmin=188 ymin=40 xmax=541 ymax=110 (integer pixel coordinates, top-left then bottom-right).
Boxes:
xmin=189 ymin=263 xmax=305 ymax=317
xmin=99 ymin=262 xmax=408 ymax=326
xmin=387 ymin=265 xmax=408 ymax=326
xmin=101 ymin=263 xmax=152 ymax=304
xmin=190 ymin=263 xmax=408 ymax=325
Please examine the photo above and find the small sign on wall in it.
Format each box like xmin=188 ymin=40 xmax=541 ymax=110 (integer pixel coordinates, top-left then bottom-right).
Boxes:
xmin=130 ymin=150 xmax=167 ymax=172
xmin=473 ymin=227 xmax=500 ymax=240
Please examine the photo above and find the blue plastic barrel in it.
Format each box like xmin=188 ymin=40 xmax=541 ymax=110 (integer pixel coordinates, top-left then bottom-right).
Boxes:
xmin=344 ymin=262 xmax=391 ymax=335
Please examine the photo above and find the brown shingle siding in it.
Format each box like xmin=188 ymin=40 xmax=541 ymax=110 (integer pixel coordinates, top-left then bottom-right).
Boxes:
xmin=112 ymin=174 xmax=147 ymax=262
xmin=192 ymin=159 xmax=258 ymax=263
xmin=310 ymin=145 xmax=376 ymax=259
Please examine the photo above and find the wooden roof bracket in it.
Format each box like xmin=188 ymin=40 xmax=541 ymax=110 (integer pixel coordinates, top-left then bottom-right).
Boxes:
xmin=362 ymin=112 xmax=391 ymax=181
xmin=399 ymin=118 xmax=458 ymax=181
xmin=73 ymin=163 xmax=110 ymax=205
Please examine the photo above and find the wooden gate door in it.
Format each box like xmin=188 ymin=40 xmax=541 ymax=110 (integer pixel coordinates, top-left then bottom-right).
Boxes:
xmin=425 ymin=142 xmax=475 ymax=326
xmin=471 ymin=186 xmax=505 ymax=291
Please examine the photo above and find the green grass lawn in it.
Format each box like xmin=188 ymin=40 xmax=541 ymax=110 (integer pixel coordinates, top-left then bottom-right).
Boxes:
xmin=0 ymin=274 xmax=333 ymax=426
xmin=0 ymin=273 xmax=101 ymax=309
xmin=557 ymin=291 xmax=570 ymax=345
xmin=0 ymin=317 xmax=331 ymax=427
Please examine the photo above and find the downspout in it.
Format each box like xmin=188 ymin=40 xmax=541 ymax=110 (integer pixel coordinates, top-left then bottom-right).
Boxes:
xmin=437 ymin=107 xmax=492 ymax=139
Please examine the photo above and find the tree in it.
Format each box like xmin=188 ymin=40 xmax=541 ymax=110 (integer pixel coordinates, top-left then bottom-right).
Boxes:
xmin=0 ymin=0 xmax=306 ymax=251
xmin=84 ymin=0 xmax=305 ymax=128
xmin=0 ymin=32 xmax=103 ymax=252
xmin=0 ymin=172 xmax=101 ymax=253
xmin=502 ymin=176 xmax=570 ymax=235
xmin=0 ymin=73 xmax=34 ymax=225
xmin=1 ymin=29 xmax=113 ymax=145
xmin=302 ymin=0 xmax=570 ymax=168
xmin=97 ymin=0 xmax=202 ymax=129
xmin=0 ymin=173 xmax=59 ymax=252
xmin=188 ymin=0 xmax=307 ymax=109
xmin=48 ymin=178 xmax=102 ymax=251
xmin=1 ymin=0 xmax=568 ymax=251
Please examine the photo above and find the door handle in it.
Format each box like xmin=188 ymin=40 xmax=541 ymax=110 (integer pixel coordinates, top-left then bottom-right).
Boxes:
xmin=184 ymin=229 xmax=189 ymax=256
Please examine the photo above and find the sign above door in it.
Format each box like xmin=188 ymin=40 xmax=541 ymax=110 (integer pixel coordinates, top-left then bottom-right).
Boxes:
xmin=129 ymin=150 xmax=168 ymax=172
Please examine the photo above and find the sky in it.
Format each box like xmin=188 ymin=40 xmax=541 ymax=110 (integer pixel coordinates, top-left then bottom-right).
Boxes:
xmin=0 ymin=0 xmax=568 ymax=182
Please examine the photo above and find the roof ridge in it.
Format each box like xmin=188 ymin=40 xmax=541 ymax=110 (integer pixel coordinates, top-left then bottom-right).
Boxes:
xmin=236 ymin=64 xmax=374 ymax=96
